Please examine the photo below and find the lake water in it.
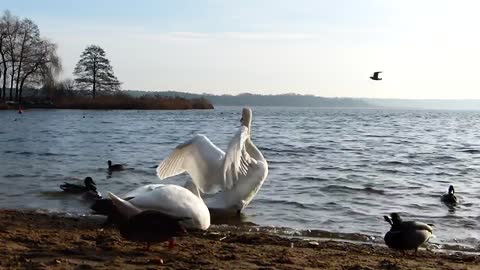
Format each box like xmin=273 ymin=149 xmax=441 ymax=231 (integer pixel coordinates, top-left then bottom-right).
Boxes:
xmin=0 ymin=107 xmax=479 ymax=251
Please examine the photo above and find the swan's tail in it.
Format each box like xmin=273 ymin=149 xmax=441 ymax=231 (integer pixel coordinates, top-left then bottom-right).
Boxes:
xmin=108 ymin=192 xmax=141 ymax=219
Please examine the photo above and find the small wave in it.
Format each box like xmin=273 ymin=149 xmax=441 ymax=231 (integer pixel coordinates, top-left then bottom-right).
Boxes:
xmin=434 ymin=172 xmax=458 ymax=177
xmin=364 ymin=134 xmax=389 ymax=138
xmin=379 ymin=160 xmax=411 ymax=166
xmin=6 ymin=138 xmax=24 ymax=142
xmin=268 ymin=160 xmax=291 ymax=165
xmin=299 ymin=176 xmax=328 ymax=182
xmin=432 ymin=155 xmax=461 ymax=162
xmin=255 ymin=198 xmax=314 ymax=210
xmin=306 ymin=145 xmax=331 ymax=151
xmin=377 ymin=169 xmax=401 ymax=174
xmin=38 ymin=152 xmax=62 ymax=157
xmin=321 ymin=185 xmax=385 ymax=195
xmin=4 ymin=174 xmax=26 ymax=178
xmin=258 ymin=146 xmax=279 ymax=152
xmin=316 ymin=166 xmax=342 ymax=171
xmin=17 ymin=151 xmax=34 ymax=156
xmin=460 ymin=149 xmax=480 ymax=154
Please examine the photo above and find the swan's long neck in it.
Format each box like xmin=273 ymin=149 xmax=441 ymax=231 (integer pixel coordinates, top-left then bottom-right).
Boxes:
xmin=245 ymin=138 xmax=264 ymax=161
xmin=241 ymin=108 xmax=252 ymax=131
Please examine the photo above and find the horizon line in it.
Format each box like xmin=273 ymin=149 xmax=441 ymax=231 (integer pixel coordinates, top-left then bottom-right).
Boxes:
xmin=123 ymin=89 xmax=480 ymax=101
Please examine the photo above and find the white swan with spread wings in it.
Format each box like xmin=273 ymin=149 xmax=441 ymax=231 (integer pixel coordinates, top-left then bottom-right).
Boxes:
xmin=156 ymin=107 xmax=268 ymax=213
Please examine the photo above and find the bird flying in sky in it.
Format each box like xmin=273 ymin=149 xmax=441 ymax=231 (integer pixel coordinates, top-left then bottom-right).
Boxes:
xmin=370 ymin=71 xmax=382 ymax=81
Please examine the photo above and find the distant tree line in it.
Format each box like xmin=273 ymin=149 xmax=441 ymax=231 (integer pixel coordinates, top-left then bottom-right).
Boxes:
xmin=0 ymin=10 xmax=121 ymax=104
xmin=0 ymin=10 xmax=61 ymax=103
xmin=125 ymin=91 xmax=372 ymax=108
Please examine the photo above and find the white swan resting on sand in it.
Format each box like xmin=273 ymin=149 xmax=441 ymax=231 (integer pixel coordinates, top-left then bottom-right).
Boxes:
xmin=156 ymin=107 xmax=268 ymax=213
xmin=108 ymin=184 xmax=210 ymax=230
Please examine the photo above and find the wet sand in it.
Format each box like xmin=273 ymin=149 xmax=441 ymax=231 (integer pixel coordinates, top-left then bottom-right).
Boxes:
xmin=0 ymin=209 xmax=478 ymax=270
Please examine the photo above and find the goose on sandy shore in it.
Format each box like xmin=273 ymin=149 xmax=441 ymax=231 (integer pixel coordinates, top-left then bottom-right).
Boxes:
xmin=109 ymin=192 xmax=189 ymax=250
xmin=383 ymin=213 xmax=433 ymax=253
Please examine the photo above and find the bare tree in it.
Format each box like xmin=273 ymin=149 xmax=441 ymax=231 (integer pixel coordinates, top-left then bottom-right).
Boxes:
xmin=14 ymin=18 xmax=40 ymax=100
xmin=0 ymin=11 xmax=19 ymax=100
xmin=73 ymin=45 xmax=120 ymax=99
xmin=0 ymin=10 xmax=61 ymax=103
xmin=18 ymin=39 xmax=61 ymax=103
xmin=3 ymin=11 xmax=20 ymax=100
xmin=0 ymin=29 xmax=7 ymax=100
xmin=0 ymin=31 xmax=4 ymax=100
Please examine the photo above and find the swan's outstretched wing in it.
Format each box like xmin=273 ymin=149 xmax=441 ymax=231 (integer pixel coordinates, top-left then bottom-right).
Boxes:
xmin=157 ymin=135 xmax=225 ymax=193
xmin=223 ymin=126 xmax=252 ymax=189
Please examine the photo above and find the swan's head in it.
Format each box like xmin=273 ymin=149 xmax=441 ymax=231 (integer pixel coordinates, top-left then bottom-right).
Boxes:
xmin=448 ymin=185 xmax=455 ymax=195
xmin=240 ymin=107 xmax=252 ymax=127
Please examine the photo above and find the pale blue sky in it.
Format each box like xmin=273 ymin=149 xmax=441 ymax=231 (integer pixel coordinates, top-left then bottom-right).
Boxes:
xmin=2 ymin=0 xmax=480 ymax=98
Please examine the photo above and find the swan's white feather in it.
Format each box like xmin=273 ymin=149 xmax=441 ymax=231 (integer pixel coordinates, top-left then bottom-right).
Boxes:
xmin=157 ymin=135 xmax=225 ymax=193
xmin=108 ymin=192 xmax=141 ymax=218
xmin=223 ymin=126 xmax=251 ymax=189
xmin=114 ymin=184 xmax=210 ymax=230
xmin=155 ymin=108 xmax=268 ymax=213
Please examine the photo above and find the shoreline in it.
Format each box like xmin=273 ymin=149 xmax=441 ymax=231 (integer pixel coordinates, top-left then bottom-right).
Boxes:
xmin=0 ymin=209 xmax=478 ymax=269
xmin=0 ymin=95 xmax=215 ymax=110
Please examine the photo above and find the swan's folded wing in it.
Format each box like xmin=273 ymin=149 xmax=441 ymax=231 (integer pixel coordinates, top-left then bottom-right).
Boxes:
xmin=223 ymin=126 xmax=251 ymax=189
xmin=157 ymin=135 xmax=225 ymax=193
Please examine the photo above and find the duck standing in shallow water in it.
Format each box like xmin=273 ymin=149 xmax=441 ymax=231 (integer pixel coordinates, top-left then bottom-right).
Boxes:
xmin=441 ymin=185 xmax=459 ymax=205
xmin=108 ymin=160 xmax=125 ymax=172
xmin=60 ymin=177 xmax=102 ymax=199
xmin=383 ymin=213 xmax=433 ymax=253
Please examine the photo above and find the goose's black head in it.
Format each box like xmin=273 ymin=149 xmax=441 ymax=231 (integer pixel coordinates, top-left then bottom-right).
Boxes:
xmin=448 ymin=185 xmax=455 ymax=195
xmin=390 ymin=213 xmax=402 ymax=225
xmin=84 ymin=177 xmax=96 ymax=191
xmin=107 ymin=160 xmax=112 ymax=167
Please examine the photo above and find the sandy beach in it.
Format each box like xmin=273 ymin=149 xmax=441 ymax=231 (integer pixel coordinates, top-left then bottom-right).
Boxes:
xmin=0 ymin=210 xmax=477 ymax=270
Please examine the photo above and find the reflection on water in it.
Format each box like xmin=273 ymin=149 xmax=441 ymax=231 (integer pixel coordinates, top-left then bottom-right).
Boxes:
xmin=210 ymin=210 xmax=256 ymax=226
xmin=0 ymin=107 xmax=480 ymax=251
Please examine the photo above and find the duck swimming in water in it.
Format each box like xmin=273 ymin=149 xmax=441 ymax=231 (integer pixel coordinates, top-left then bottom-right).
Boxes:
xmin=60 ymin=177 xmax=102 ymax=199
xmin=441 ymin=185 xmax=459 ymax=205
xmin=108 ymin=160 xmax=125 ymax=172
xmin=383 ymin=213 xmax=433 ymax=253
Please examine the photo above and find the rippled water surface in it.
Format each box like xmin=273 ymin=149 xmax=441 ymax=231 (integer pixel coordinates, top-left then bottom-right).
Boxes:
xmin=0 ymin=107 xmax=479 ymax=250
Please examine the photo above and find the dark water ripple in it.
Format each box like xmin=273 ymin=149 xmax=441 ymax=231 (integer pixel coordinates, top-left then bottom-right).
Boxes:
xmin=0 ymin=107 xmax=480 ymax=250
